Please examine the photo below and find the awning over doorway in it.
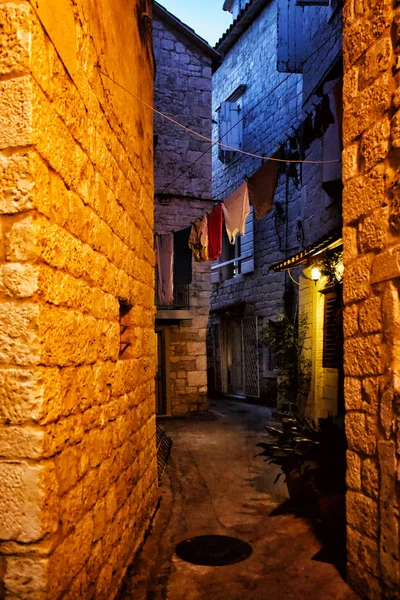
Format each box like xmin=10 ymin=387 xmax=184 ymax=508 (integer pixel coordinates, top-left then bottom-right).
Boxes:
xmin=269 ymin=229 xmax=342 ymax=272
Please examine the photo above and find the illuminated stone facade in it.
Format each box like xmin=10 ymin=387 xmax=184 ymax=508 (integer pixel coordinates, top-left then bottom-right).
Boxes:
xmin=0 ymin=1 xmax=157 ymax=598
xmin=153 ymin=4 xmax=217 ymax=416
xmin=342 ymin=0 xmax=400 ymax=597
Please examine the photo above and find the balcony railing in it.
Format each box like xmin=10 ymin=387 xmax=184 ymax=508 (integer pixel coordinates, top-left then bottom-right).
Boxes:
xmin=156 ymin=282 xmax=190 ymax=310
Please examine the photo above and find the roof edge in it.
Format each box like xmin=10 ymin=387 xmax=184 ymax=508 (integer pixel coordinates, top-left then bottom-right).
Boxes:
xmin=215 ymin=0 xmax=269 ymax=54
xmin=153 ymin=2 xmax=221 ymax=61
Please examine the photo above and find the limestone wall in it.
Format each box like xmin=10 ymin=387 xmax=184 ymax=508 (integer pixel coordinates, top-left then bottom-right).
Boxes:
xmin=155 ymin=198 xmax=212 ymax=415
xmin=153 ymin=13 xmax=214 ymax=415
xmin=210 ymin=1 xmax=341 ymax=404
xmin=0 ymin=1 xmax=157 ymax=598
xmin=342 ymin=0 xmax=400 ymax=597
xmin=153 ymin=15 xmax=213 ymax=198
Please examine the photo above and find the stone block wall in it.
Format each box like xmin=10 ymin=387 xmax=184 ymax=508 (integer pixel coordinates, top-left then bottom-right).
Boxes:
xmin=153 ymin=12 xmax=214 ymax=415
xmin=153 ymin=15 xmax=213 ymax=198
xmin=211 ymin=1 xmax=342 ymax=404
xmin=0 ymin=1 xmax=157 ymax=598
xmin=155 ymin=198 xmax=212 ymax=415
xmin=342 ymin=0 xmax=400 ymax=597
xmin=211 ymin=1 xmax=302 ymax=402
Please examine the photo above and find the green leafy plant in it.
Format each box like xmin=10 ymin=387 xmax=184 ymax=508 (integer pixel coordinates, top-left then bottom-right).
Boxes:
xmin=319 ymin=248 xmax=344 ymax=288
xmin=256 ymin=415 xmax=346 ymax=495
xmin=260 ymin=313 xmax=311 ymax=413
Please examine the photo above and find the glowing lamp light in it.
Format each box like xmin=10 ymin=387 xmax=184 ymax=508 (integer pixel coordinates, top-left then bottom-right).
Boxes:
xmin=311 ymin=267 xmax=321 ymax=284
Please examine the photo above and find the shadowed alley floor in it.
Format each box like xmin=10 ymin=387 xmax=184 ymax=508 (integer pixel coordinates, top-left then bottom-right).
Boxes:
xmin=119 ymin=399 xmax=359 ymax=600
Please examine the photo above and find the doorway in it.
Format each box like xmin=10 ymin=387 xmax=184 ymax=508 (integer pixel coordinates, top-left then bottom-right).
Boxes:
xmin=226 ymin=320 xmax=245 ymax=395
xmin=155 ymin=328 xmax=169 ymax=415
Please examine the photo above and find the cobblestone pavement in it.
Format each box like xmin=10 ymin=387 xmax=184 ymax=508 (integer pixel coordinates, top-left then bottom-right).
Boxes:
xmin=119 ymin=398 xmax=359 ymax=600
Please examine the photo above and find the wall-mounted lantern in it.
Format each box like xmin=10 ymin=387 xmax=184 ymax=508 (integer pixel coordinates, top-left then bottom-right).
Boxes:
xmin=311 ymin=267 xmax=321 ymax=285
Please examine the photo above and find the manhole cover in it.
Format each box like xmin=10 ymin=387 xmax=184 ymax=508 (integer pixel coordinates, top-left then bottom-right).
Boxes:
xmin=175 ymin=535 xmax=252 ymax=566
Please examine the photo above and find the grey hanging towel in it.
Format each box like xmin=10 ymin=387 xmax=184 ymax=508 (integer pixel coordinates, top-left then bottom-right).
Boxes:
xmin=156 ymin=233 xmax=174 ymax=306
xmin=248 ymin=151 xmax=281 ymax=220
xmin=173 ymin=226 xmax=192 ymax=285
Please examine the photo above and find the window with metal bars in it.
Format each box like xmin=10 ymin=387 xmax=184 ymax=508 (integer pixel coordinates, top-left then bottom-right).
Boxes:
xmin=323 ymin=291 xmax=340 ymax=368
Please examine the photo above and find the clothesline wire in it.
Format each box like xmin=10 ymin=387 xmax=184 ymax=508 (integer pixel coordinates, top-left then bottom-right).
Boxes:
xmin=213 ymin=75 xmax=341 ymax=203
xmin=162 ymin=26 xmax=341 ymax=194
xmin=99 ymin=68 xmax=340 ymax=166
xmin=158 ymin=26 xmax=342 ymax=193
xmin=97 ymin=26 xmax=341 ymax=169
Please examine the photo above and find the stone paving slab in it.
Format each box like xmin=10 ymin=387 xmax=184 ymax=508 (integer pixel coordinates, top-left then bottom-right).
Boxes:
xmin=119 ymin=399 xmax=360 ymax=600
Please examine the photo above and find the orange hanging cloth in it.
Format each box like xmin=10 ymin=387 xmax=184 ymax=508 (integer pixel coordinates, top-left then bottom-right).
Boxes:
xmin=189 ymin=216 xmax=209 ymax=262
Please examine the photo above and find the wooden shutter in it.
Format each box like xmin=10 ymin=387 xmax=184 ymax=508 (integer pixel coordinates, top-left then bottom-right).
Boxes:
xmin=323 ymin=291 xmax=339 ymax=368
xmin=277 ymin=0 xmax=305 ymax=73
xmin=218 ymin=101 xmax=243 ymax=163
xmin=240 ymin=207 xmax=254 ymax=274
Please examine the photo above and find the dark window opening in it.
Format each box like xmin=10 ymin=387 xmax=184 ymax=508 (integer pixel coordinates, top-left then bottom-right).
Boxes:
xmin=119 ymin=300 xmax=133 ymax=359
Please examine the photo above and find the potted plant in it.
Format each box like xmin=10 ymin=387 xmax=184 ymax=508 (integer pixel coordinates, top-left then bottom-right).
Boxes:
xmin=260 ymin=314 xmax=311 ymax=415
xmin=255 ymin=417 xmax=319 ymax=504
xmin=256 ymin=414 xmax=347 ymax=511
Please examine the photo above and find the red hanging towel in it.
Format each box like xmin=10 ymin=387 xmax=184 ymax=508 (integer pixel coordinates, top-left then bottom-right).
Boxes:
xmin=207 ymin=204 xmax=223 ymax=261
xmin=155 ymin=233 xmax=174 ymax=305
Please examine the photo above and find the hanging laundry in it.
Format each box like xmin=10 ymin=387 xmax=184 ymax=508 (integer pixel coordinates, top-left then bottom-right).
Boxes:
xmin=189 ymin=216 xmax=209 ymax=262
xmin=222 ymin=182 xmax=250 ymax=244
xmin=284 ymin=144 xmax=300 ymax=189
xmin=207 ymin=204 xmax=223 ymax=261
xmin=173 ymin=226 xmax=192 ymax=285
xmin=302 ymin=112 xmax=315 ymax=151
xmin=314 ymin=94 xmax=335 ymax=139
xmin=155 ymin=233 xmax=174 ymax=305
xmin=247 ymin=151 xmax=281 ymax=220
xmin=294 ymin=128 xmax=305 ymax=161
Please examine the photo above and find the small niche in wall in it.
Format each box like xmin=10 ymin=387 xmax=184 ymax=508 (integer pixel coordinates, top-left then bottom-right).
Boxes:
xmin=119 ymin=300 xmax=133 ymax=360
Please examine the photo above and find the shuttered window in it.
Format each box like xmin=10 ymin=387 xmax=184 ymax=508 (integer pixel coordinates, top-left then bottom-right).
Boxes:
xmin=277 ymin=0 xmax=305 ymax=73
xmin=211 ymin=207 xmax=254 ymax=283
xmin=218 ymin=101 xmax=243 ymax=164
xmin=323 ymin=291 xmax=339 ymax=368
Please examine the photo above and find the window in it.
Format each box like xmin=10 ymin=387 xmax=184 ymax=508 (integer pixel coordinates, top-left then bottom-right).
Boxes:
xmin=217 ymin=93 xmax=244 ymax=164
xmin=211 ymin=207 xmax=254 ymax=283
xmin=323 ymin=291 xmax=340 ymax=368
xmin=277 ymin=0 xmax=305 ymax=73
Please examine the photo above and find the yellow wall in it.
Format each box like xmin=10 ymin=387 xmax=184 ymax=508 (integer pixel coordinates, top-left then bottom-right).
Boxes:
xmin=0 ymin=1 xmax=157 ymax=598
xmin=299 ymin=266 xmax=339 ymax=419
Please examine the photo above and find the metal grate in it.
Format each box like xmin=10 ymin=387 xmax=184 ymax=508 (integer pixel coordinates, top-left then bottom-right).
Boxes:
xmin=242 ymin=317 xmax=260 ymax=397
xmin=156 ymin=279 xmax=190 ymax=310
xmin=156 ymin=424 xmax=172 ymax=483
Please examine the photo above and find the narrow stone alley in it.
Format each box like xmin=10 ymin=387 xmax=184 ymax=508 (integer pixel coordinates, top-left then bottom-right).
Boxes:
xmin=119 ymin=400 xmax=358 ymax=600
